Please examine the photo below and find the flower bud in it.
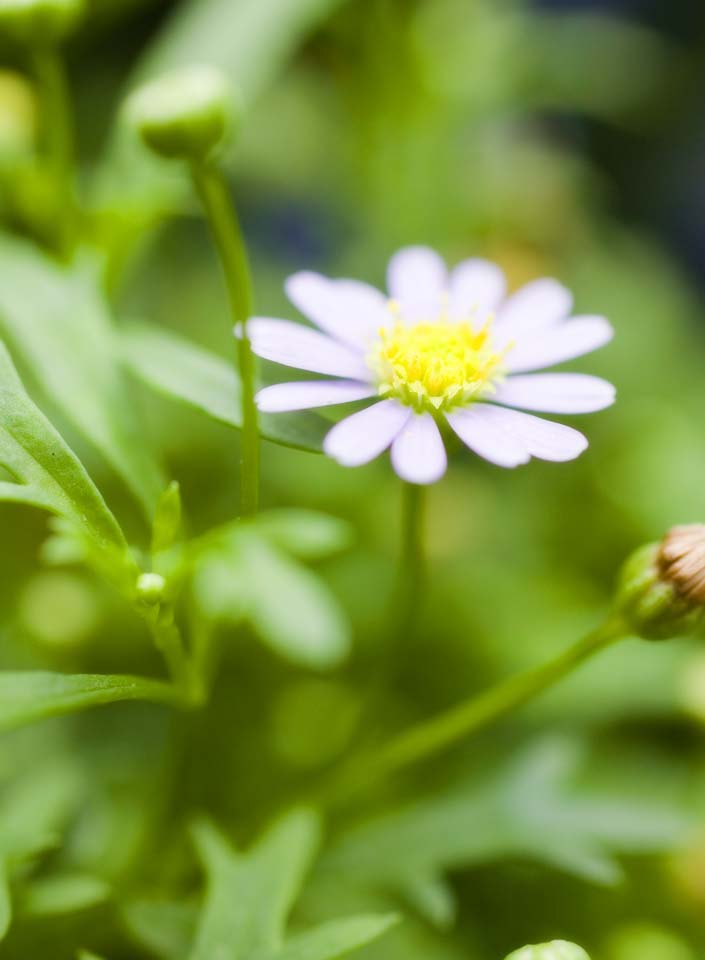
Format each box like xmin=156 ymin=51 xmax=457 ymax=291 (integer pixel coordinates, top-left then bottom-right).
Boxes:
xmin=136 ymin=572 xmax=166 ymax=606
xmin=613 ymin=535 xmax=704 ymax=641
xmin=505 ymin=942 xmax=590 ymax=960
xmin=125 ymin=66 xmax=236 ymax=161
xmin=0 ymin=0 xmax=84 ymax=45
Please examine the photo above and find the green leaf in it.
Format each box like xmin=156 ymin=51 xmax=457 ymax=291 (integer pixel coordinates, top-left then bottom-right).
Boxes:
xmin=320 ymin=738 xmax=694 ymax=916
xmin=21 ymin=873 xmax=111 ymax=917
xmin=189 ymin=809 xmax=320 ymax=960
xmin=0 ymin=235 xmax=165 ymax=517
xmin=77 ymin=952 xmax=107 ymax=960
xmin=152 ymin=480 xmax=183 ymax=554
xmin=0 ymin=762 xmax=83 ymax=940
xmin=253 ymin=510 xmax=354 ymax=560
xmin=132 ymin=0 xmax=346 ymax=103
xmin=253 ymin=914 xmax=399 ymax=960
xmin=123 ymin=898 xmax=198 ymax=960
xmin=195 ymin=528 xmax=351 ymax=669
xmin=0 ymin=672 xmax=177 ymax=733
xmin=122 ymin=322 xmax=328 ymax=453
xmin=188 ymin=811 xmax=394 ymax=960
xmin=0 ymin=342 xmax=135 ymax=583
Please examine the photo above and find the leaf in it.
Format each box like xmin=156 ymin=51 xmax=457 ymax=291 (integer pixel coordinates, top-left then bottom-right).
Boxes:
xmin=132 ymin=0 xmax=346 ymax=103
xmin=320 ymin=738 xmax=694 ymax=918
xmin=0 ymin=762 xmax=83 ymax=940
xmin=122 ymin=323 xmax=328 ymax=453
xmin=152 ymin=480 xmax=183 ymax=554
xmin=253 ymin=914 xmax=399 ymax=960
xmin=21 ymin=873 xmax=111 ymax=917
xmin=0 ymin=672 xmax=177 ymax=733
xmin=189 ymin=808 xmax=320 ymax=960
xmin=0 ymin=342 xmax=136 ymax=585
xmin=194 ymin=528 xmax=351 ymax=669
xmin=253 ymin=510 xmax=354 ymax=560
xmin=123 ymin=898 xmax=198 ymax=960
xmin=0 ymin=235 xmax=165 ymax=517
xmin=188 ymin=811 xmax=395 ymax=960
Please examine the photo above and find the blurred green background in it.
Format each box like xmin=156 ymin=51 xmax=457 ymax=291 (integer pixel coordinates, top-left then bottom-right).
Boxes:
xmin=2 ymin=1 xmax=705 ymax=958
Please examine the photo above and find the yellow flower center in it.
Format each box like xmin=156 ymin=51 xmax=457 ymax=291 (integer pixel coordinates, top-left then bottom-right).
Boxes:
xmin=369 ymin=312 xmax=505 ymax=413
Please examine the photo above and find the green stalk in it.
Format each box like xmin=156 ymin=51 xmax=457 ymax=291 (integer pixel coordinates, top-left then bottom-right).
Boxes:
xmin=369 ymin=617 xmax=626 ymax=778
xmin=396 ymin=482 xmax=426 ymax=640
xmin=190 ymin=162 xmax=259 ymax=515
xmin=325 ymin=617 xmax=627 ymax=802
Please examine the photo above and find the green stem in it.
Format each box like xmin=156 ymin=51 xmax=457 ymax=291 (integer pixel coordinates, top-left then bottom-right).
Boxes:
xmin=397 ymin=482 xmax=426 ymax=638
xmin=370 ymin=617 xmax=626 ymax=778
xmin=190 ymin=161 xmax=259 ymax=516
xmin=149 ymin=610 xmax=200 ymax=707
xmin=32 ymin=45 xmax=76 ymax=254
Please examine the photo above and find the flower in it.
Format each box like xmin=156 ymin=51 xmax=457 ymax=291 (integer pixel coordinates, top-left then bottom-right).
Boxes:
xmin=252 ymin=246 xmax=615 ymax=484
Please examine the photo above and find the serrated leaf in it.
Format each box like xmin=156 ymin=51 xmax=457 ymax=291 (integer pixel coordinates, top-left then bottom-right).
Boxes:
xmin=0 ymin=672 xmax=177 ymax=733
xmin=0 ymin=235 xmax=164 ymax=517
xmin=320 ymin=738 xmax=693 ymax=908
xmin=195 ymin=529 xmax=351 ymax=669
xmin=0 ymin=342 xmax=136 ymax=585
xmin=122 ymin=323 xmax=328 ymax=453
xmin=189 ymin=809 xmax=321 ymax=960
xmin=253 ymin=914 xmax=399 ymax=960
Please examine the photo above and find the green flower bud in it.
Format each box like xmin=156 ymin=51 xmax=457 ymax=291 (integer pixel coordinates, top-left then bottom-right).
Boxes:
xmin=0 ymin=0 xmax=84 ymax=45
xmin=505 ymin=941 xmax=590 ymax=960
xmin=136 ymin=572 xmax=166 ymax=606
xmin=614 ymin=528 xmax=705 ymax=641
xmin=125 ymin=66 xmax=236 ymax=161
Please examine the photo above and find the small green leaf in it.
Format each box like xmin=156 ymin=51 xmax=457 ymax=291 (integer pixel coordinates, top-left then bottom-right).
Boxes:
xmin=21 ymin=873 xmax=111 ymax=917
xmin=0 ymin=672 xmax=177 ymax=733
xmin=189 ymin=809 xmax=320 ymax=960
xmin=254 ymin=510 xmax=354 ymax=560
xmin=0 ymin=235 xmax=165 ymax=517
xmin=195 ymin=530 xmax=351 ymax=669
xmin=253 ymin=914 xmax=399 ymax=960
xmin=77 ymin=952 xmax=108 ymax=960
xmin=0 ymin=343 xmax=135 ymax=584
xmin=122 ymin=322 xmax=328 ymax=452
xmin=152 ymin=480 xmax=183 ymax=554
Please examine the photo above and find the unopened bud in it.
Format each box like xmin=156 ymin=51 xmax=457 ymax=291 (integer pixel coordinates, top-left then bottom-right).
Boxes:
xmin=136 ymin=572 xmax=166 ymax=606
xmin=505 ymin=942 xmax=590 ymax=960
xmin=125 ymin=66 xmax=235 ymax=161
xmin=614 ymin=535 xmax=704 ymax=641
xmin=0 ymin=0 xmax=84 ymax=45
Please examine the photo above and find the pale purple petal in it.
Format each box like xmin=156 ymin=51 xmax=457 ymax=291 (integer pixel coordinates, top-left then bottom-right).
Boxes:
xmin=494 ymin=278 xmax=573 ymax=348
xmin=285 ymin=271 xmax=390 ymax=350
xmin=390 ymin=413 xmax=447 ymax=485
xmin=248 ymin=318 xmax=370 ymax=379
xmin=387 ymin=246 xmax=447 ymax=322
xmin=480 ymin=405 xmax=588 ymax=461
xmin=449 ymin=258 xmax=506 ymax=321
xmin=493 ymin=373 xmax=616 ymax=414
xmin=256 ymin=380 xmax=376 ymax=413
xmin=506 ymin=315 xmax=613 ymax=373
xmin=446 ymin=405 xmax=531 ymax=468
xmin=323 ymin=399 xmax=411 ymax=467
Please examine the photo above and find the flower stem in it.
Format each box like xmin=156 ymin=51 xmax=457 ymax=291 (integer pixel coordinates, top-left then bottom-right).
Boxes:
xmin=32 ymin=45 xmax=76 ymax=254
xmin=398 ymin=482 xmax=426 ymax=636
xmin=369 ymin=616 xmax=626 ymax=779
xmin=149 ymin=609 xmax=202 ymax=708
xmin=190 ymin=161 xmax=259 ymax=516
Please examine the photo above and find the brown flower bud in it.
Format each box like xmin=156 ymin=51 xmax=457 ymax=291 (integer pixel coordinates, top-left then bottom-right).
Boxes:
xmin=658 ymin=525 xmax=705 ymax=605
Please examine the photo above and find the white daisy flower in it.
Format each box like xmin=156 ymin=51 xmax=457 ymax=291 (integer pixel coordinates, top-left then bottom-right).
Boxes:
xmin=250 ymin=246 xmax=615 ymax=485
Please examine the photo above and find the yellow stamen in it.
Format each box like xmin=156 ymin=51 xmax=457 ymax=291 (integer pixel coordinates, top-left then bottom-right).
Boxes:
xmin=369 ymin=313 xmax=506 ymax=413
